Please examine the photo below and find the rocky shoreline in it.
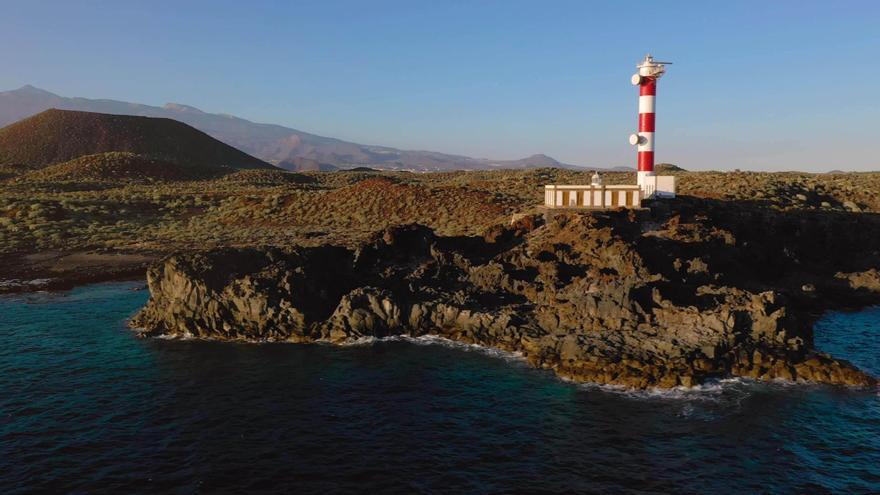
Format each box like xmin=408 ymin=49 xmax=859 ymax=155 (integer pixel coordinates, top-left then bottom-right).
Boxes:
xmin=0 ymin=251 xmax=157 ymax=294
xmin=131 ymin=197 xmax=880 ymax=389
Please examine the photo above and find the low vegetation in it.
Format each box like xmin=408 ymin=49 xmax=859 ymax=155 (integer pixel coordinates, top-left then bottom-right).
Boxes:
xmin=16 ymin=152 xmax=228 ymax=184
xmin=1 ymin=162 xmax=879 ymax=260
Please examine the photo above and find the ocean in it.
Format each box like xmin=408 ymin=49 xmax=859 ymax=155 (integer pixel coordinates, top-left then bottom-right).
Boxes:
xmin=1 ymin=281 xmax=878 ymax=494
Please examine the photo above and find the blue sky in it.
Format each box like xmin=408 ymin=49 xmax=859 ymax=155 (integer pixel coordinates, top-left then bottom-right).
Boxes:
xmin=1 ymin=0 xmax=878 ymax=171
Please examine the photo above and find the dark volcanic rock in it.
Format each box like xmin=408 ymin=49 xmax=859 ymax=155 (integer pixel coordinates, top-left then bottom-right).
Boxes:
xmin=131 ymin=197 xmax=880 ymax=389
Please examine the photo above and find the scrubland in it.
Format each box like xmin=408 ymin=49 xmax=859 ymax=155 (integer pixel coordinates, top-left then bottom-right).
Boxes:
xmin=2 ymin=165 xmax=879 ymax=260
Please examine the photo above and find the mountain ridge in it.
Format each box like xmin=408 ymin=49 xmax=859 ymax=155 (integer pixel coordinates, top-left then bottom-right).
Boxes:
xmin=0 ymin=85 xmax=607 ymax=172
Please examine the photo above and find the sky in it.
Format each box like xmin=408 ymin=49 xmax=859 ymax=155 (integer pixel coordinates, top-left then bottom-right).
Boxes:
xmin=1 ymin=0 xmax=878 ymax=171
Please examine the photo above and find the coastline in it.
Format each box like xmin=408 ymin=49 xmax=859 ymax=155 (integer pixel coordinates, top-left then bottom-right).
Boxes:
xmin=8 ymin=196 xmax=880 ymax=390
xmin=136 ymin=325 xmax=879 ymax=391
xmin=136 ymin=329 xmax=876 ymax=398
xmin=7 ymin=274 xmax=877 ymax=392
xmin=0 ymin=250 xmax=154 ymax=294
xmin=129 ymin=202 xmax=880 ymax=390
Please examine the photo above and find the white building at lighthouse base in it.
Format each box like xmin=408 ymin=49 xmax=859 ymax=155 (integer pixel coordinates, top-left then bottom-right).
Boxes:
xmin=637 ymin=171 xmax=677 ymax=199
xmin=542 ymin=170 xmax=677 ymax=210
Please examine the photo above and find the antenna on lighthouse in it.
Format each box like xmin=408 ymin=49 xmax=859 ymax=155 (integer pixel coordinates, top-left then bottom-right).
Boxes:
xmin=631 ymin=54 xmax=672 ymax=85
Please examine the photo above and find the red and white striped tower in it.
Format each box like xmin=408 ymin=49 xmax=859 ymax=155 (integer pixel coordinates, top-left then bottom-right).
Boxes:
xmin=629 ymin=54 xmax=671 ymax=197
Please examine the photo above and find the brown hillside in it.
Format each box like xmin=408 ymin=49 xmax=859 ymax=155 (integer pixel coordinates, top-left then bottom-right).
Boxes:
xmin=0 ymin=109 xmax=274 ymax=170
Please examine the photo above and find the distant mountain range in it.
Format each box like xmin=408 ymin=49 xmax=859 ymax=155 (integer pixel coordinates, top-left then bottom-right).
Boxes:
xmin=0 ymin=85 xmax=603 ymax=172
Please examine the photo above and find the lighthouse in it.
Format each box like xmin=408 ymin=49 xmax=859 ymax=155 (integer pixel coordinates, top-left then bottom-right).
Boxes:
xmin=629 ymin=54 xmax=676 ymax=199
xmin=542 ymin=54 xmax=676 ymax=209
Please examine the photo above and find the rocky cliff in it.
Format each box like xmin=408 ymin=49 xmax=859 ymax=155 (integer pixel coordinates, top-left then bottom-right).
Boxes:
xmin=131 ymin=197 xmax=880 ymax=389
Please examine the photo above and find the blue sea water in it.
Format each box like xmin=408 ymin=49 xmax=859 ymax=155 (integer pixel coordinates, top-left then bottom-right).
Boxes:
xmin=1 ymin=282 xmax=879 ymax=494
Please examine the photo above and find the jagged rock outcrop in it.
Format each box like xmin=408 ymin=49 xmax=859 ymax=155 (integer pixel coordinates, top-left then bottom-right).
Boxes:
xmin=131 ymin=197 xmax=880 ymax=389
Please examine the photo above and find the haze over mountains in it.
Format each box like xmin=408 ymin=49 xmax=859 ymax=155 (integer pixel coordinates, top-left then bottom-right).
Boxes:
xmin=0 ymin=85 xmax=593 ymax=172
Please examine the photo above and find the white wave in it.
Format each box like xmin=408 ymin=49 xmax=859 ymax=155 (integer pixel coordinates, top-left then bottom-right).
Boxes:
xmin=154 ymin=333 xmax=193 ymax=341
xmin=574 ymin=376 xmax=752 ymax=402
xmin=0 ymin=278 xmax=53 ymax=288
xmin=151 ymin=331 xmax=200 ymax=341
xmin=334 ymin=333 xmax=527 ymax=363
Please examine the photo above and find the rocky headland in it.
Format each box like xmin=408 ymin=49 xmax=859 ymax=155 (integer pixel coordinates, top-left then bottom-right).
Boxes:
xmin=131 ymin=197 xmax=880 ymax=389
